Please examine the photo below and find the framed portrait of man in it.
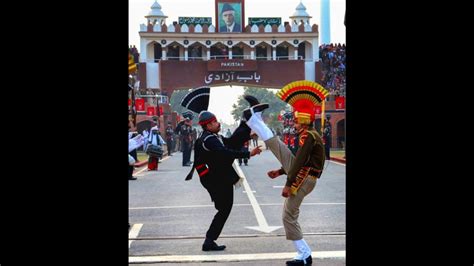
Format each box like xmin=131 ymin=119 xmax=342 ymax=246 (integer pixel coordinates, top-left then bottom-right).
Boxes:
xmin=215 ymin=0 xmax=245 ymax=33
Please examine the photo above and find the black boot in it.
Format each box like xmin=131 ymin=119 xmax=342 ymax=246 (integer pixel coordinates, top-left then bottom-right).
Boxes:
xmin=243 ymin=103 xmax=269 ymax=121
xmin=202 ymin=239 xmax=226 ymax=251
xmin=286 ymin=255 xmax=312 ymax=265
xmin=242 ymin=94 xmax=269 ymax=121
xmin=243 ymin=95 xmax=260 ymax=106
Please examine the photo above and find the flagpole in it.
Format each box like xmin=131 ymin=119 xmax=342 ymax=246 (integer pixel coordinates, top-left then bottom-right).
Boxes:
xmin=129 ymin=51 xmax=138 ymax=127
xmin=131 ymin=78 xmax=137 ymax=127
xmin=321 ymin=99 xmax=325 ymax=134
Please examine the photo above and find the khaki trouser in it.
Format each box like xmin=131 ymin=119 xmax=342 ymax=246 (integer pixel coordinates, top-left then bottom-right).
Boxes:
xmin=264 ymin=136 xmax=317 ymax=240
xmin=264 ymin=136 xmax=295 ymax=173
xmin=283 ymin=176 xmax=317 ymax=240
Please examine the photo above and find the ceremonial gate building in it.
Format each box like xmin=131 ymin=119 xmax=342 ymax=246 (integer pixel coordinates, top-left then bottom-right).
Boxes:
xmin=133 ymin=0 xmax=345 ymax=148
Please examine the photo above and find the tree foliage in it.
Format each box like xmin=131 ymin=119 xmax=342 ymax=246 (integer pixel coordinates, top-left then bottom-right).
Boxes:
xmin=231 ymin=87 xmax=289 ymax=131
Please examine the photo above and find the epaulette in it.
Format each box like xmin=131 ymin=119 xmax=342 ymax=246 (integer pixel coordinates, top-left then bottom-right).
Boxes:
xmin=299 ymin=130 xmax=309 ymax=147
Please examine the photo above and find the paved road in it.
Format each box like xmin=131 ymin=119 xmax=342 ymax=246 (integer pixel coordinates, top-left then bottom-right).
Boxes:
xmin=129 ymin=149 xmax=345 ymax=265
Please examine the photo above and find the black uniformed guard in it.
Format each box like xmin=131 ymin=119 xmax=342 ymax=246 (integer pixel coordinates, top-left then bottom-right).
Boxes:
xmin=322 ymin=119 xmax=332 ymax=160
xmin=165 ymin=122 xmax=174 ymax=156
xmin=174 ymin=120 xmax=185 ymax=152
xmin=192 ymin=110 xmax=262 ymax=251
xmin=180 ymin=87 xmax=264 ymax=251
xmin=180 ymin=112 xmax=194 ymax=166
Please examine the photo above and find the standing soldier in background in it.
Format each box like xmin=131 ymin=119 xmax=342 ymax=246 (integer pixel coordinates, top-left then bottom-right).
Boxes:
xmin=288 ymin=126 xmax=299 ymax=156
xmin=322 ymin=119 xmax=332 ymax=160
xmin=180 ymin=112 xmax=194 ymax=166
xmin=251 ymin=134 xmax=258 ymax=147
xmin=175 ymin=120 xmax=184 ymax=153
xmin=165 ymin=121 xmax=174 ymax=156
xmin=282 ymin=112 xmax=299 ymax=156
xmin=238 ymin=140 xmax=250 ymax=166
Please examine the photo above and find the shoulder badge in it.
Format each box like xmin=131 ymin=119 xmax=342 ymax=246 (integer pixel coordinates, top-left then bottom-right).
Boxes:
xmin=299 ymin=130 xmax=309 ymax=147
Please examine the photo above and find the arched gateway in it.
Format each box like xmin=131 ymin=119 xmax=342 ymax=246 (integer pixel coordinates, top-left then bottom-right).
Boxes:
xmin=132 ymin=0 xmax=345 ymax=149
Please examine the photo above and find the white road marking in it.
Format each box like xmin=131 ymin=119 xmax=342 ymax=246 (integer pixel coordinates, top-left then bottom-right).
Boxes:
xmin=273 ymin=186 xmax=285 ymax=188
xmin=134 ymin=166 xmax=148 ymax=175
xmin=291 ymin=202 xmax=345 ymax=205
xmin=243 ymin=190 xmax=256 ymax=193
xmin=129 ymin=202 xmax=345 ymax=210
xmin=128 ymin=223 xmax=143 ymax=248
xmin=130 ymin=205 xmax=216 ymax=210
xmin=234 ymin=161 xmax=282 ymax=233
xmin=134 ymin=156 xmax=172 ymax=176
xmin=128 ymin=251 xmax=345 ymax=263
xmin=129 ymin=232 xmax=346 ymax=240
xmin=329 ymin=160 xmax=345 ymax=166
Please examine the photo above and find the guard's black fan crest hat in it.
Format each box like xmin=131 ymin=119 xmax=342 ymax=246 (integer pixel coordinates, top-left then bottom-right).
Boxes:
xmin=180 ymin=86 xmax=210 ymax=114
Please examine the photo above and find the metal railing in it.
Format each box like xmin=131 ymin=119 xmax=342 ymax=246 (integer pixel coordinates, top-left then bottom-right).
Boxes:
xmin=148 ymin=55 xmax=309 ymax=62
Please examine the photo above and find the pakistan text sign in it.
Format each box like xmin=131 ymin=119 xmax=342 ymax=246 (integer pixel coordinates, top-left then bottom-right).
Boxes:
xmin=207 ymin=60 xmax=257 ymax=71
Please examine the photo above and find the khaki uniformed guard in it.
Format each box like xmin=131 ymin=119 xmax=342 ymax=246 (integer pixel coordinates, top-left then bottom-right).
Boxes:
xmin=244 ymin=80 xmax=329 ymax=266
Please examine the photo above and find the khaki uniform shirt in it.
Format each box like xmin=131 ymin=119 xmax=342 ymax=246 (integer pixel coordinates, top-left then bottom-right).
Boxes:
xmin=285 ymin=127 xmax=326 ymax=187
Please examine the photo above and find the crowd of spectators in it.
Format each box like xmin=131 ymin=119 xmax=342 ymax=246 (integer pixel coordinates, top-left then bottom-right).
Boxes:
xmin=319 ymin=43 xmax=346 ymax=97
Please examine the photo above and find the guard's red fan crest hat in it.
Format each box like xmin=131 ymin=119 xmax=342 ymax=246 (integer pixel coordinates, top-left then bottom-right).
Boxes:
xmin=276 ymin=80 xmax=329 ymax=125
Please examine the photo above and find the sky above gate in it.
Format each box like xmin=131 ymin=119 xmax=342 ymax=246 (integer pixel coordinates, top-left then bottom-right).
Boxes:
xmin=129 ymin=0 xmax=345 ymax=124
